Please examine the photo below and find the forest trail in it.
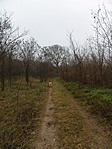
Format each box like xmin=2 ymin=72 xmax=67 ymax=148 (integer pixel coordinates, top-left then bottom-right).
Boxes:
xmin=33 ymin=81 xmax=112 ymax=149
xmin=32 ymin=87 xmax=59 ymax=149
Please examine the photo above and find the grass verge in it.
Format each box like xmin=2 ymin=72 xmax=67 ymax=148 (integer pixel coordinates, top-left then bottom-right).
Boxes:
xmin=0 ymin=78 xmax=47 ymax=149
xmin=61 ymin=80 xmax=112 ymax=131
xmin=53 ymin=80 xmax=89 ymax=149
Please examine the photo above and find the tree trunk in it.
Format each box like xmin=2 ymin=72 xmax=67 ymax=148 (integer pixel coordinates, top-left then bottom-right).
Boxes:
xmin=1 ymin=57 xmax=5 ymax=91
xmin=25 ymin=61 xmax=29 ymax=85
xmin=8 ymin=53 xmax=12 ymax=87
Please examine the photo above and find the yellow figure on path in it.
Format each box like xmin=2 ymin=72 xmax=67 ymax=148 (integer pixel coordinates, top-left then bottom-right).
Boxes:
xmin=48 ymin=81 xmax=53 ymax=87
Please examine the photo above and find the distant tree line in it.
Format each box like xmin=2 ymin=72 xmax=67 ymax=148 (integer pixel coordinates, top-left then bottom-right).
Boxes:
xmin=0 ymin=12 xmax=69 ymax=91
xmin=0 ymin=5 xmax=112 ymax=91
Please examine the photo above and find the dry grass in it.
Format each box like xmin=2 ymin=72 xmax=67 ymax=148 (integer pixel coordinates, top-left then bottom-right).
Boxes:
xmin=62 ymin=80 xmax=112 ymax=130
xmin=51 ymin=80 xmax=112 ymax=149
xmin=53 ymin=81 xmax=88 ymax=149
xmin=0 ymin=78 xmax=48 ymax=149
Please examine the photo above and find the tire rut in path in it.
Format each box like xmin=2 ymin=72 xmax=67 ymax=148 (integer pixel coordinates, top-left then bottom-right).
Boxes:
xmin=73 ymin=99 xmax=112 ymax=149
xmin=33 ymin=87 xmax=58 ymax=149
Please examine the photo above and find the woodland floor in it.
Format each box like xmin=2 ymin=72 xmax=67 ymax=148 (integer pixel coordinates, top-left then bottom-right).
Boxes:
xmin=32 ymin=80 xmax=112 ymax=149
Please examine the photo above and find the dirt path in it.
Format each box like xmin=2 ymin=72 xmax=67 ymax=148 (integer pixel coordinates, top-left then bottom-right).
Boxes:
xmin=33 ymin=87 xmax=58 ymax=149
xmin=32 ymin=81 xmax=112 ymax=149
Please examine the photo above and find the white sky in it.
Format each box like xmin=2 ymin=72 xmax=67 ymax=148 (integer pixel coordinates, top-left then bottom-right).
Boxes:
xmin=0 ymin=0 xmax=111 ymax=47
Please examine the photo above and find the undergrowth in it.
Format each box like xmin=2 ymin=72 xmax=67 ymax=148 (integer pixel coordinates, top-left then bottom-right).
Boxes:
xmin=0 ymin=78 xmax=47 ymax=149
xmin=60 ymin=79 xmax=112 ymax=130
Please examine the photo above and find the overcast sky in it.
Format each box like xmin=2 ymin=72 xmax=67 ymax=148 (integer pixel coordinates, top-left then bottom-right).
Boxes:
xmin=0 ymin=0 xmax=111 ymax=47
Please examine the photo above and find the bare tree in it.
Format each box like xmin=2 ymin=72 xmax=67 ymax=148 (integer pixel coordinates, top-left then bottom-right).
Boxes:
xmin=91 ymin=5 xmax=112 ymax=86
xmin=42 ymin=45 xmax=67 ymax=76
xmin=61 ymin=5 xmax=112 ymax=88
xmin=0 ymin=12 xmax=27 ymax=91
xmin=19 ymin=38 xmax=39 ymax=84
